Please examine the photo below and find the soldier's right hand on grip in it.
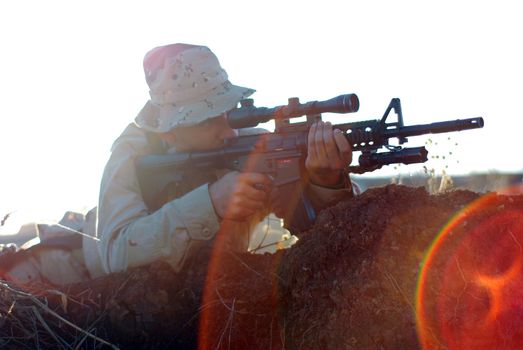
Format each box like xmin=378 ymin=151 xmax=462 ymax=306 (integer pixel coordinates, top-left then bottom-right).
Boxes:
xmin=209 ymin=171 xmax=273 ymax=220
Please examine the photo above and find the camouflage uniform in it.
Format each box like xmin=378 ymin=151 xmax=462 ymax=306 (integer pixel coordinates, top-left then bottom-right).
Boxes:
xmin=84 ymin=123 xmax=358 ymax=277
xmin=2 ymin=43 xmax=360 ymax=286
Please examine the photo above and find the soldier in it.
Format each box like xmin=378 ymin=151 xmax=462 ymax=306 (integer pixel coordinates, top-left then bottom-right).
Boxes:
xmin=2 ymin=43 xmax=360 ymax=285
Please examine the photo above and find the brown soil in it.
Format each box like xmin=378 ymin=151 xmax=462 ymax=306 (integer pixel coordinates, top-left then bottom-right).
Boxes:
xmin=1 ymin=184 xmax=522 ymax=350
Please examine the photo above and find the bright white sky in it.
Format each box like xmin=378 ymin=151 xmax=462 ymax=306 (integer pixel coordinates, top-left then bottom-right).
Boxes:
xmin=1 ymin=0 xmax=522 ymax=230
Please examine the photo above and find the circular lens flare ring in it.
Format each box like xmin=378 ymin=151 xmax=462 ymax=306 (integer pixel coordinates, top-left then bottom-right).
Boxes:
xmin=416 ymin=186 xmax=523 ymax=350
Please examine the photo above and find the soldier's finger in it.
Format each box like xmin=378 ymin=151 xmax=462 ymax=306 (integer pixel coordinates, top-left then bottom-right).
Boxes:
xmin=237 ymin=197 xmax=265 ymax=212
xmin=322 ymin=122 xmax=341 ymax=165
xmin=241 ymin=173 xmax=273 ymax=187
xmin=314 ymin=121 xmax=328 ymax=161
xmin=307 ymin=122 xmax=318 ymax=159
xmin=238 ymin=184 xmax=268 ymax=202
xmin=333 ymin=129 xmax=352 ymax=164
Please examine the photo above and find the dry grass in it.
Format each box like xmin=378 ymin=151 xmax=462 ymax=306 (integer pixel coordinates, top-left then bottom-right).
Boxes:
xmin=0 ymin=280 xmax=119 ymax=349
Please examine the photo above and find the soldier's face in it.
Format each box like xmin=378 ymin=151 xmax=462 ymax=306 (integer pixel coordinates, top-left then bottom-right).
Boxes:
xmin=166 ymin=114 xmax=238 ymax=152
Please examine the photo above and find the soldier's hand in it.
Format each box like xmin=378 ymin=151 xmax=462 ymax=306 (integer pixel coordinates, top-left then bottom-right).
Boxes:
xmin=305 ymin=121 xmax=352 ymax=187
xmin=209 ymin=171 xmax=273 ymax=220
xmin=269 ymin=186 xmax=285 ymax=219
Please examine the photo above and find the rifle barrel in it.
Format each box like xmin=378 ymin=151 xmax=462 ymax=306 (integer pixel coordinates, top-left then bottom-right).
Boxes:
xmin=386 ymin=117 xmax=484 ymax=139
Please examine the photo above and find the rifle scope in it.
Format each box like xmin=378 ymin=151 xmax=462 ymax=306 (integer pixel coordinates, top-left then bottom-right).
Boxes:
xmin=227 ymin=93 xmax=359 ymax=129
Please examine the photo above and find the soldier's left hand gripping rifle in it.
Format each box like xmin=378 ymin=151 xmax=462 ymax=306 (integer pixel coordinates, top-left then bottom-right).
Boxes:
xmin=135 ymin=93 xmax=484 ymax=233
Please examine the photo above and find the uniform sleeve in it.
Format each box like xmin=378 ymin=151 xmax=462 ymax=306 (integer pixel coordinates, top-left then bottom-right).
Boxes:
xmin=96 ymin=125 xmax=222 ymax=274
xmin=305 ymin=173 xmax=362 ymax=212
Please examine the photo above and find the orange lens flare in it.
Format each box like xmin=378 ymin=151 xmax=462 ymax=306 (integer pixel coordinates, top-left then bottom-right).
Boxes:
xmin=417 ymin=186 xmax=523 ymax=350
xmin=197 ymin=142 xmax=289 ymax=350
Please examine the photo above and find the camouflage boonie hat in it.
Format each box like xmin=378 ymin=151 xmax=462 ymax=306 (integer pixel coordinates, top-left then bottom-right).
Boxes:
xmin=135 ymin=43 xmax=255 ymax=132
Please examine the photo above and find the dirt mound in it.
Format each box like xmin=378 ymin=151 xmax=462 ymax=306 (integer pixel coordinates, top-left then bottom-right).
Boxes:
xmin=1 ymin=184 xmax=522 ymax=349
xmin=278 ymin=185 xmax=480 ymax=349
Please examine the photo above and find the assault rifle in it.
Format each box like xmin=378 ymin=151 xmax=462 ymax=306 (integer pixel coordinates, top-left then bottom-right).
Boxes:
xmin=136 ymin=93 xmax=484 ymax=232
